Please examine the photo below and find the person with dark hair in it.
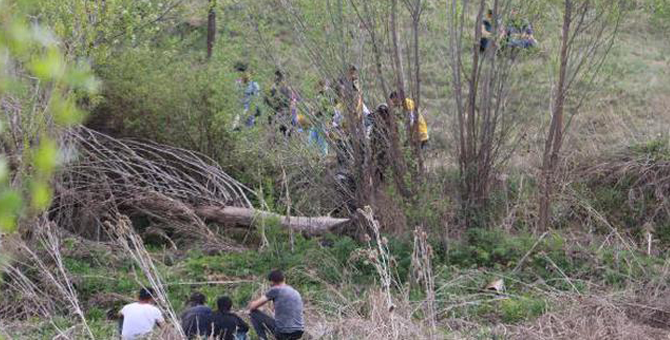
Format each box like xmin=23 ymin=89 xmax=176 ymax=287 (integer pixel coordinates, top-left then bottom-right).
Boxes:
xmin=211 ymin=296 xmax=250 ymax=340
xmin=248 ymin=270 xmax=304 ymax=340
xmin=504 ymin=9 xmax=538 ymax=49
xmin=265 ymin=69 xmax=293 ymax=136
xmin=308 ymin=79 xmax=332 ymax=156
xmin=234 ymin=61 xmax=248 ymax=73
xmin=180 ymin=292 xmax=213 ymax=339
xmin=118 ymin=288 xmax=164 ymax=340
xmin=480 ymin=9 xmax=494 ymax=52
xmin=369 ymin=104 xmax=391 ymax=184
xmin=389 ymin=91 xmax=429 ymax=149
xmin=346 ymin=65 xmax=372 ymax=136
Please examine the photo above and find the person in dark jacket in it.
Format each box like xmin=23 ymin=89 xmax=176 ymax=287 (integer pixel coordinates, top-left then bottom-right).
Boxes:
xmin=480 ymin=9 xmax=494 ymax=52
xmin=266 ymin=70 xmax=293 ymax=136
xmin=211 ymin=296 xmax=250 ymax=340
xmin=180 ymin=292 xmax=213 ymax=339
xmin=369 ymin=104 xmax=391 ymax=185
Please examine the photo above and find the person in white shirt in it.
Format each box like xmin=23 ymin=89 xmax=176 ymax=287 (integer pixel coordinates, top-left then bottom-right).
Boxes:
xmin=118 ymin=288 xmax=165 ymax=340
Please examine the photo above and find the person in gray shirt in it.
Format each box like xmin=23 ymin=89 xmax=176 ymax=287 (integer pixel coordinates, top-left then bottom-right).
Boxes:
xmin=247 ymin=270 xmax=304 ymax=340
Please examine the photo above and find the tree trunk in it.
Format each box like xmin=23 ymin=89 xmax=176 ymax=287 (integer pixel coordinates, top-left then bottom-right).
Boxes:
xmin=410 ymin=4 xmax=425 ymax=175
xmin=196 ymin=206 xmax=351 ymax=236
xmin=461 ymin=1 xmax=486 ymax=225
xmin=539 ymin=0 xmax=572 ymax=230
xmin=206 ymin=0 xmax=217 ymax=60
xmin=390 ymin=0 xmax=407 ymax=108
xmin=447 ymin=0 xmax=467 ymax=207
xmin=353 ymin=0 xmax=411 ymax=200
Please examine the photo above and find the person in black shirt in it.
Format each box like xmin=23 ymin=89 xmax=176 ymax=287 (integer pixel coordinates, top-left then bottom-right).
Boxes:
xmin=180 ymin=292 xmax=212 ymax=339
xmin=265 ymin=70 xmax=293 ymax=136
xmin=211 ymin=296 xmax=250 ymax=340
xmin=369 ymin=104 xmax=390 ymax=186
xmin=480 ymin=9 xmax=494 ymax=52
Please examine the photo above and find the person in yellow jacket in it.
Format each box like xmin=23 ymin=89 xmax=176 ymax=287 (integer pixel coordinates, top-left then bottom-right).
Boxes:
xmin=389 ymin=91 xmax=429 ymax=149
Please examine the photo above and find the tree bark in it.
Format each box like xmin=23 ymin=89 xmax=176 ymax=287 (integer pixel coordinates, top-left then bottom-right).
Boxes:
xmin=408 ymin=0 xmax=425 ymax=175
xmin=357 ymin=2 xmax=411 ymax=199
xmin=462 ymin=1 xmax=486 ymax=224
xmin=206 ymin=0 xmax=217 ymax=60
xmin=539 ymin=0 xmax=572 ymax=231
xmin=390 ymin=0 xmax=406 ymax=97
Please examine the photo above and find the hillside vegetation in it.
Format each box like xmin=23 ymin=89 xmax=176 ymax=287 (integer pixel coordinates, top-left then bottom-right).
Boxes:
xmin=1 ymin=0 xmax=670 ymax=339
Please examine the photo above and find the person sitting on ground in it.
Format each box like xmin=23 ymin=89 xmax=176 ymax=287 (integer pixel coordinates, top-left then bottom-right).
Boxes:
xmin=211 ymin=296 xmax=250 ymax=340
xmin=180 ymin=291 xmax=213 ymax=339
xmin=248 ymin=270 xmax=304 ymax=340
xmin=389 ymin=91 xmax=429 ymax=149
xmin=118 ymin=287 xmax=164 ymax=340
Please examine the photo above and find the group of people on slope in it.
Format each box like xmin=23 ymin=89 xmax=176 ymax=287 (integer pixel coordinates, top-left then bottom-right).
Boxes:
xmin=232 ymin=63 xmax=430 ymax=159
xmin=481 ymin=9 xmax=538 ymax=52
xmin=118 ymin=270 xmax=304 ymax=340
xmin=229 ymin=7 xmax=540 ymax=158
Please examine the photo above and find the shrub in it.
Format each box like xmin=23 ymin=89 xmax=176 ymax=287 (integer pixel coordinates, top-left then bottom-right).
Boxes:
xmin=499 ymin=296 xmax=547 ymax=323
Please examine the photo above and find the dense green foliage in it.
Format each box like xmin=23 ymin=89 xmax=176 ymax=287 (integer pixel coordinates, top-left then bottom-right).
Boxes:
xmin=0 ymin=0 xmax=97 ymax=233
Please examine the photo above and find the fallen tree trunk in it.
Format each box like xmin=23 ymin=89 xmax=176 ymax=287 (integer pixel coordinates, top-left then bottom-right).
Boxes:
xmin=54 ymin=127 xmax=355 ymax=244
xmin=196 ymin=206 xmax=351 ymax=236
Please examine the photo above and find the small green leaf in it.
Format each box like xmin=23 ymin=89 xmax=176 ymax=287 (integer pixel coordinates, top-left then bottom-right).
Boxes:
xmin=0 ymin=215 xmax=17 ymax=234
xmin=0 ymin=191 xmax=21 ymax=214
xmin=0 ymin=190 xmax=21 ymax=233
xmin=34 ymin=139 xmax=58 ymax=175
xmin=29 ymin=48 xmax=64 ymax=80
xmin=31 ymin=181 xmax=52 ymax=211
xmin=66 ymin=63 xmax=100 ymax=93
xmin=52 ymin=96 xmax=85 ymax=126
xmin=0 ymin=157 xmax=8 ymax=183
xmin=7 ymin=20 xmax=30 ymax=55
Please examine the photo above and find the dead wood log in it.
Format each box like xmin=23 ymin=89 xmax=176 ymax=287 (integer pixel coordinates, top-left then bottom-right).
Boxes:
xmin=54 ymin=127 xmax=355 ymax=242
xmin=196 ymin=206 xmax=351 ymax=236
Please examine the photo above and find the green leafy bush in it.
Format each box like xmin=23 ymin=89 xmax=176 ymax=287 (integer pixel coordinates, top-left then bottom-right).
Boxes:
xmin=499 ymin=296 xmax=547 ymax=323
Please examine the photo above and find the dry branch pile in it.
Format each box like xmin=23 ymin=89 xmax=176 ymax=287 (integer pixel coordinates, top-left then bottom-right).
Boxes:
xmin=511 ymin=295 xmax=670 ymax=340
xmin=51 ymin=127 xmax=350 ymax=248
xmin=583 ymin=144 xmax=670 ymax=195
xmin=574 ymin=143 xmax=670 ymax=233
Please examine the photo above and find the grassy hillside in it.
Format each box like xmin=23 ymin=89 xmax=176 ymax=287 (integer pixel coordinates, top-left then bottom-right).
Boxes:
xmin=2 ymin=0 xmax=670 ymax=339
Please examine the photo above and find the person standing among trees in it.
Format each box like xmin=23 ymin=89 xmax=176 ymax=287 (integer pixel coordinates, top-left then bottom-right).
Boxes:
xmin=369 ymin=104 xmax=391 ymax=184
xmin=332 ymin=80 xmax=352 ymax=166
xmin=118 ymin=288 xmax=164 ymax=340
xmin=233 ymin=63 xmax=262 ymax=130
xmin=389 ymin=91 xmax=429 ymax=149
xmin=504 ymin=9 xmax=538 ymax=49
xmin=346 ymin=65 xmax=372 ymax=137
xmin=266 ymin=70 xmax=292 ymax=137
xmin=248 ymin=270 xmax=305 ymax=340
xmin=241 ymin=72 xmax=262 ymax=128
xmin=480 ymin=9 xmax=495 ymax=52
xmin=308 ymin=79 xmax=332 ymax=156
